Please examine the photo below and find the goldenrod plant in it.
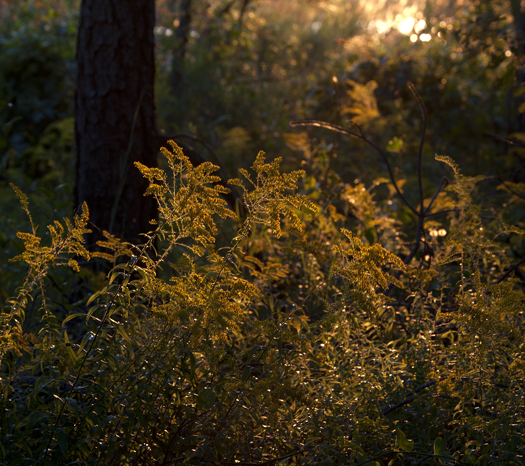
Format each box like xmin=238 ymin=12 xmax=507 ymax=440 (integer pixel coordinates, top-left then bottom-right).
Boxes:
xmin=1 ymin=135 xmax=524 ymax=465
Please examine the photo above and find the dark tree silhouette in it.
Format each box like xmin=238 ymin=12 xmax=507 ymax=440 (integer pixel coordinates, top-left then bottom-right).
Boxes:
xmin=75 ymin=0 xmax=158 ymax=247
xmin=75 ymin=0 xmax=241 ymax=251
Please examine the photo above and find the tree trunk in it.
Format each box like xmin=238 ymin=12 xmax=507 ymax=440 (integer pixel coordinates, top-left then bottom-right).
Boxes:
xmin=513 ymin=0 xmax=525 ymax=133
xmin=170 ymin=0 xmax=193 ymax=92
xmin=75 ymin=0 xmax=158 ymax=247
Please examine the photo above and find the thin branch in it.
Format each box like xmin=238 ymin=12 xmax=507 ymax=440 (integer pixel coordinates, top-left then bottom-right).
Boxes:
xmin=382 ymin=394 xmax=425 ymax=416
xmin=217 ymin=0 xmax=236 ymax=16
xmin=171 ymin=132 xmax=225 ymax=169
xmin=484 ymin=132 xmax=525 ymax=150
xmin=382 ymin=377 xmax=449 ymax=415
xmin=109 ymin=90 xmax=144 ymax=235
xmin=289 ymin=119 xmax=418 ymax=215
xmin=219 ymin=449 xmax=310 ymax=465
xmin=408 ymin=82 xmax=427 ymax=216
xmin=356 ymin=451 xmax=466 ymax=466
xmin=395 ymin=83 xmax=427 ymax=269
xmin=424 ymin=177 xmax=449 ymax=215
xmin=496 ymin=256 xmax=525 ymax=284
xmin=424 ymin=207 xmax=460 ymax=217
xmin=498 ymin=176 xmax=525 ymax=200
xmin=403 ymin=216 xmax=424 ymax=266
xmin=238 ymin=0 xmax=251 ymax=26
xmin=407 ymin=378 xmax=444 ymax=397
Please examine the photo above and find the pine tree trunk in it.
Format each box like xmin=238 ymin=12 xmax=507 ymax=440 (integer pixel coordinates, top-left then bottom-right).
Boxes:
xmin=75 ymin=0 xmax=158 ymax=247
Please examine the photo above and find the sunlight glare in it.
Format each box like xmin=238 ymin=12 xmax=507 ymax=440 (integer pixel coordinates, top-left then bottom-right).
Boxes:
xmin=311 ymin=21 xmax=321 ymax=33
xmin=369 ymin=19 xmax=393 ymax=35
xmin=398 ymin=17 xmax=415 ymax=35
xmin=414 ymin=19 xmax=426 ymax=34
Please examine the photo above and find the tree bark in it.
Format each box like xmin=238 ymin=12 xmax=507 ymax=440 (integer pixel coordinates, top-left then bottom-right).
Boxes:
xmin=75 ymin=0 xmax=158 ymax=247
xmin=513 ymin=0 xmax=525 ymax=133
xmin=170 ymin=0 xmax=193 ymax=92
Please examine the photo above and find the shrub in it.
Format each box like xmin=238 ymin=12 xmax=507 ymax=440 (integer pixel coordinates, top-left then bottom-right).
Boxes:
xmin=1 ymin=133 xmax=524 ymax=465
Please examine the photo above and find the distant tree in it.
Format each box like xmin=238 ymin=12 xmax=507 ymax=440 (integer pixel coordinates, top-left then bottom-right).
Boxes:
xmin=75 ymin=0 xmax=158 ymax=247
xmin=512 ymin=0 xmax=525 ymax=133
xmin=170 ymin=0 xmax=192 ymax=92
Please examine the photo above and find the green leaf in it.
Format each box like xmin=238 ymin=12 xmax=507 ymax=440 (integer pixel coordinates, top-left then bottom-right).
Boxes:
xmin=364 ymin=226 xmax=377 ymax=246
xmin=514 ymin=83 xmax=525 ymax=97
xmin=116 ymin=326 xmax=131 ymax=344
xmin=71 ymin=437 xmax=95 ymax=457
xmin=55 ymin=427 xmax=68 ymax=455
xmin=188 ymin=351 xmax=197 ymax=384
xmin=387 ymin=136 xmax=403 ymax=153
xmin=62 ymin=312 xmax=84 ymax=326
xmin=77 ymin=331 xmax=94 ymax=355
xmin=64 ymin=330 xmax=78 ymax=364
xmin=15 ymin=410 xmax=48 ymax=430
xmin=241 ymin=366 xmax=253 ymax=382
xmin=357 ymin=454 xmax=380 ymax=466
xmin=108 ymin=271 xmax=120 ymax=285
xmin=197 ymin=388 xmax=216 ymax=409
xmin=434 ymin=437 xmax=455 ymax=463
xmin=66 ymin=397 xmax=79 ymax=417
xmin=87 ymin=287 xmax=107 ymax=306
xmin=396 ymin=428 xmax=414 ymax=452
xmin=86 ymin=304 xmax=104 ymax=322
xmin=123 ymin=285 xmax=131 ymax=303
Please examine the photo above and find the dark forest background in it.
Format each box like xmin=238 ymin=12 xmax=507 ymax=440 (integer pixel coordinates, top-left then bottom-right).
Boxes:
xmin=1 ymin=1 xmax=525 ymax=464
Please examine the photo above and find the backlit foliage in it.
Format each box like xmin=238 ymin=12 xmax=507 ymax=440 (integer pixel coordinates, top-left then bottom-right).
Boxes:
xmin=2 ymin=1 xmax=525 ymax=462
xmin=1 ymin=185 xmax=90 ymax=367
xmin=1 ymin=143 xmax=525 ymax=465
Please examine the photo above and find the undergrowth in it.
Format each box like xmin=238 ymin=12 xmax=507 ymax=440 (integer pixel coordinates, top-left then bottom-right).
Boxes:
xmin=1 ymin=135 xmax=525 ymax=465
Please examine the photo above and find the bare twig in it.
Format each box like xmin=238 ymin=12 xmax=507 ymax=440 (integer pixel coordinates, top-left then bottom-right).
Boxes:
xmin=407 ymin=378 xmax=444 ymax=397
xmin=382 ymin=377 xmax=449 ymax=415
xmin=496 ymin=256 xmax=525 ymax=284
xmin=424 ymin=177 xmax=449 ymax=215
xmin=402 ymin=83 xmax=428 ymax=267
xmin=356 ymin=451 xmax=466 ymax=466
xmin=171 ymin=132 xmax=225 ymax=169
xmin=289 ymin=119 xmax=418 ymax=215
xmin=498 ymin=175 xmax=525 ymax=200
xmin=403 ymin=217 xmax=424 ymax=266
xmin=292 ymin=85 xmax=458 ymax=282
xmin=382 ymin=394 xmax=425 ymax=416
xmin=484 ymin=132 xmax=525 ymax=150
xmin=219 ymin=448 xmax=310 ymax=465
xmin=217 ymin=0 xmax=236 ymax=16
xmin=408 ymin=82 xmax=427 ymax=216
xmin=238 ymin=0 xmax=251 ymax=26
xmin=425 ymin=208 xmax=460 ymax=217
xmin=109 ymin=90 xmax=144 ymax=235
